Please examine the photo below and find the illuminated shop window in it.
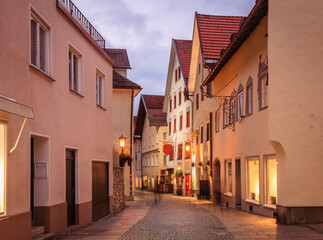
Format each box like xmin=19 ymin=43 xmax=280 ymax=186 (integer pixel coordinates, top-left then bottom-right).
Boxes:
xmin=266 ymin=157 xmax=277 ymax=205
xmin=225 ymin=161 xmax=232 ymax=194
xmin=0 ymin=123 xmax=6 ymax=215
xmin=247 ymin=158 xmax=259 ymax=201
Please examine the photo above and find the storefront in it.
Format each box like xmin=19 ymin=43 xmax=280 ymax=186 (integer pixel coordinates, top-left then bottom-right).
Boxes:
xmin=160 ymin=169 xmax=174 ymax=193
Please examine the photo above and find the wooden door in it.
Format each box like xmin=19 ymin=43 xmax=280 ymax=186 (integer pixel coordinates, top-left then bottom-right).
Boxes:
xmin=92 ymin=162 xmax=109 ymax=221
xmin=213 ymin=160 xmax=221 ymax=204
xmin=66 ymin=149 xmax=76 ymax=226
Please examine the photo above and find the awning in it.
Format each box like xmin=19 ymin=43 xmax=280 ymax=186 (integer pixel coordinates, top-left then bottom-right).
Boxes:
xmin=0 ymin=95 xmax=34 ymax=119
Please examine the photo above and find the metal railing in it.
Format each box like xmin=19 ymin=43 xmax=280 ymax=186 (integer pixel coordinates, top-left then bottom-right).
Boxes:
xmin=58 ymin=0 xmax=105 ymax=49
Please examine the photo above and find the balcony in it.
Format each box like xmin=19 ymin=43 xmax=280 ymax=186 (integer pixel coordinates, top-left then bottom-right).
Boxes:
xmin=58 ymin=0 xmax=105 ymax=49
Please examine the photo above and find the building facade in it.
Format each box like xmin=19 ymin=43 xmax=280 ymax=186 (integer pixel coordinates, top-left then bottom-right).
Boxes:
xmin=187 ymin=13 xmax=244 ymax=197
xmin=163 ymin=39 xmax=193 ymax=196
xmin=134 ymin=95 xmax=167 ymax=191
xmin=0 ymin=0 xmax=124 ymax=238
xmin=201 ymin=0 xmax=323 ymax=223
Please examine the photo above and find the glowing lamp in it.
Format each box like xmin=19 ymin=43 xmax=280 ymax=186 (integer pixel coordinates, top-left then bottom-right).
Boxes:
xmin=118 ymin=134 xmax=127 ymax=151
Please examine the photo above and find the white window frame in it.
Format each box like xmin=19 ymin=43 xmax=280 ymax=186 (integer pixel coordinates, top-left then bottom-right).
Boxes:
xmin=0 ymin=121 xmax=7 ymax=216
xmin=246 ymin=158 xmax=260 ymax=202
xmin=96 ymin=70 xmax=105 ymax=108
xmin=215 ymin=110 xmax=220 ymax=132
xmin=260 ymin=74 xmax=268 ymax=109
xmin=69 ymin=46 xmax=82 ymax=94
xmin=246 ymin=84 xmax=253 ymax=115
xmin=225 ymin=160 xmax=232 ymax=195
xmin=155 ymin=155 xmax=158 ymax=166
xmin=237 ymin=91 xmax=244 ymax=121
xmin=265 ymin=156 xmax=277 ymax=205
xmin=30 ymin=9 xmax=50 ymax=74
xmin=151 ymin=156 xmax=154 ymax=167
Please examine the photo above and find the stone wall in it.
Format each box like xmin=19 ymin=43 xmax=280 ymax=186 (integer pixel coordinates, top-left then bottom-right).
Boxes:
xmin=113 ymin=165 xmax=125 ymax=214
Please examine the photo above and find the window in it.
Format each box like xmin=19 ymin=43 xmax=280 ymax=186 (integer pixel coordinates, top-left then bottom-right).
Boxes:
xmin=163 ymin=132 xmax=167 ymax=140
xmin=179 ymin=114 xmax=183 ymax=130
xmin=177 ymin=144 xmax=183 ymax=160
xmin=151 ymin=156 xmax=154 ymax=167
xmin=215 ymin=110 xmax=220 ymax=132
xmin=169 ymin=146 xmax=174 ymax=160
xmin=266 ymin=157 xmax=277 ymax=205
xmin=198 ymin=63 xmax=201 ymax=74
xmin=246 ymin=77 xmax=253 ymax=115
xmin=175 ymin=69 xmax=178 ymax=82
xmin=223 ymin=100 xmax=228 ymax=128
xmin=200 ymin=126 xmax=204 ymax=143
xmin=196 ymin=94 xmax=199 ymax=110
xmin=174 ymin=95 xmax=177 ymax=109
xmin=0 ymin=122 xmax=6 ymax=215
xmin=206 ymin=82 xmax=212 ymax=96
xmin=225 ymin=160 xmax=232 ymax=194
xmin=148 ymin=157 xmax=150 ymax=167
xmin=168 ymin=121 xmax=171 ymax=135
xmin=173 ymin=118 xmax=176 ymax=133
xmin=247 ymin=158 xmax=259 ymax=201
xmin=69 ymin=50 xmax=82 ymax=93
xmin=206 ymin=123 xmax=210 ymax=141
xmin=237 ymin=84 xmax=244 ymax=121
xmin=184 ymin=142 xmax=191 ymax=159
xmin=179 ymin=91 xmax=182 ymax=105
xmin=229 ymin=97 xmax=235 ymax=124
xmin=163 ymin=155 xmax=167 ymax=166
xmin=96 ymin=72 xmax=105 ymax=107
xmin=186 ymin=110 xmax=190 ymax=128
xmin=237 ymin=91 xmax=244 ymax=120
xmin=259 ymin=74 xmax=268 ymax=109
xmin=155 ymin=155 xmax=158 ymax=166
xmin=201 ymin=89 xmax=204 ymax=101
xmin=178 ymin=67 xmax=181 ymax=80
xmin=169 ymin=98 xmax=172 ymax=112
xmin=30 ymin=12 xmax=49 ymax=73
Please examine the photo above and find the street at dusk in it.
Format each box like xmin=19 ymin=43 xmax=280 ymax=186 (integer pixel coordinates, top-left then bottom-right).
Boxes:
xmin=1 ymin=0 xmax=323 ymax=239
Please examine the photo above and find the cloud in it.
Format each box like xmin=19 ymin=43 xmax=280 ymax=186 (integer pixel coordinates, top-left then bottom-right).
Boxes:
xmin=73 ymin=0 xmax=255 ymax=113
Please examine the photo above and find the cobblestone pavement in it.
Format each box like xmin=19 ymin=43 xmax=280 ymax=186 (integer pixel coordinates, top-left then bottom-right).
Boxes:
xmin=61 ymin=191 xmax=323 ymax=240
xmin=119 ymin=192 xmax=233 ymax=240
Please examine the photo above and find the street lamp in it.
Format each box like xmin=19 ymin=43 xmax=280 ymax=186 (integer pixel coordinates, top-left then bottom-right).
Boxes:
xmin=118 ymin=134 xmax=126 ymax=153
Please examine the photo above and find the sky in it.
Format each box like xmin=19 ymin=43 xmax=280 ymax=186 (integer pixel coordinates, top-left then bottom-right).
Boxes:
xmin=73 ymin=0 xmax=255 ymax=114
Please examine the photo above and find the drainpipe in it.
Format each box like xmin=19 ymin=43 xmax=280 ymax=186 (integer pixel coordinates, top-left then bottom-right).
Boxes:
xmin=209 ymin=112 xmax=213 ymax=177
xmin=130 ymin=89 xmax=134 ymax=198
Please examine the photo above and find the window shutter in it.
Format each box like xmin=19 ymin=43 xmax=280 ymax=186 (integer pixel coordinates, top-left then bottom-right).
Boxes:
xmin=39 ymin=26 xmax=46 ymax=72
xmin=73 ymin=55 xmax=78 ymax=91
xmin=177 ymin=144 xmax=183 ymax=159
xmin=179 ymin=91 xmax=181 ymax=105
xmin=178 ymin=67 xmax=181 ymax=79
xmin=180 ymin=115 xmax=182 ymax=130
xmin=96 ymin=74 xmax=99 ymax=104
xmin=173 ymin=118 xmax=176 ymax=133
xmin=30 ymin=19 xmax=37 ymax=66
xmin=186 ymin=111 xmax=190 ymax=128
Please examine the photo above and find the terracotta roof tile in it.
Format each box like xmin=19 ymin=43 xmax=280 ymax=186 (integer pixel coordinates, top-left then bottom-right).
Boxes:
xmin=196 ymin=13 xmax=245 ymax=61
xmin=113 ymin=71 xmax=141 ymax=89
xmin=174 ymin=39 xmax=192 ymax=80
xmin=104 ymin=49 xmax=131 ymax=69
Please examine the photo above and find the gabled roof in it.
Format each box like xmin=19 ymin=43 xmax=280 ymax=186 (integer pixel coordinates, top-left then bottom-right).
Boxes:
xmin=174 ymin=39 xmax=192 ymax=81
xmin=134 ymin=94 xmax=167 ymax=136
xmin=113 ymin=71 xmax=141 ymax=90
xmin=202 ymin=0 xmax=268 ymax=87
xmin=196 ymin=13 xmax=245 ymax=65
xmin=163 ymin=39 xmax=192 ymax=112
xmin=104 ymin=49 xmax=131 ymax=69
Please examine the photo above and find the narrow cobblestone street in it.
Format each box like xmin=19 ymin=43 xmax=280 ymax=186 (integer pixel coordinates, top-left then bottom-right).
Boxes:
xmin=60 ymin=191 xmax=323 ymax=240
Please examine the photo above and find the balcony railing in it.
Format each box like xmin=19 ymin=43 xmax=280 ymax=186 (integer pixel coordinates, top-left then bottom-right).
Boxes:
xmin=58 ymin=0 xmax=105 ymax=49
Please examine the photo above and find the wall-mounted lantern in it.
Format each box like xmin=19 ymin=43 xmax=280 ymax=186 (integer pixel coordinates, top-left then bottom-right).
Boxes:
xmin=118 ymin=134 xmax=126 ymax=153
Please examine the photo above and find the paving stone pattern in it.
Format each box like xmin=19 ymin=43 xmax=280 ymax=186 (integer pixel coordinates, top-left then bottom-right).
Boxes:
xmin=119 ymin=196 xmax=233 ymax=240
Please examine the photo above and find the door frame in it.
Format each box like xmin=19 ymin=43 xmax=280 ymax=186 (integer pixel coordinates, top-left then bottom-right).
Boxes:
xmin=235 ymin=158 xmax=241 ymax=206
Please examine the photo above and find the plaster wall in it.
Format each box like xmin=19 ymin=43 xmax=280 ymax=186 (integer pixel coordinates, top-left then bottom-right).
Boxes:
xmin=141 ymin=116 xmax=167 ymax=188
xmin=0 ymin=0 xmax=113 ymax=224
xmin=268 ymin=0 xmax=323 ymax=206
xmin=112 ymin=88 xmax=133 ymax=197
xmin=210 ymin=17 xmax=274 ymax=215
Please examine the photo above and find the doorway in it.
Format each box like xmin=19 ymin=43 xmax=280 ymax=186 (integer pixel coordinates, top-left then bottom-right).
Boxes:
xmin=213 ymin=159 xmax=221 ymax=204
xmin=92 ymin=162 xmax=109 ymax=221
xmin=235 ymin=159 xmax=241 ymax=207
xmin=30 ymin=137 xmax=35 ymax=224
xmin=66 ymin=149 xmax=76 ymax=226
xmin=185 ymin=174 xmax=191 ymax=197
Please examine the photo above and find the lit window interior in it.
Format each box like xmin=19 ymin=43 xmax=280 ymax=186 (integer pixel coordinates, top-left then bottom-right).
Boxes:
xmin=247 ymin=159 xmax=259 ymax=201
xmin=225 ymin=161 xmax=232 ymax=193
xmin=0 ymin=124 xmax=5 ymax=214
xmin=267 ymin=158 xmax=277 ymax=204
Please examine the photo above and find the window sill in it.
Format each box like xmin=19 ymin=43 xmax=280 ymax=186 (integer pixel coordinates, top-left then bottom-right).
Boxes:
xmin=29 ymin=64 xmax=55 ymax=82
xmin=245 ymin=199 xmax=260 ymax=205
xmin=96 ymin=104 xmax=107 ymax=111
xmin=224 ymin=192 xmax=232 ymax=197
xmin=69 ymin=89 xmax=84 ymax=98
xmin=259 ymin=105 xmax=268 ymax=112
xmin=245 ymin=112 xmax=253 ymax=118
xmin=264 ymin=204 xmax=276 ymax=210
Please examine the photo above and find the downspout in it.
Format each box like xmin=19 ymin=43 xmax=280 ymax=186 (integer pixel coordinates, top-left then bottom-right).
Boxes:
xmin=130 ymin=89 xmax=134 ymax=198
